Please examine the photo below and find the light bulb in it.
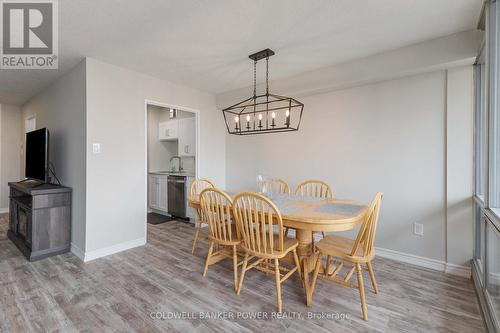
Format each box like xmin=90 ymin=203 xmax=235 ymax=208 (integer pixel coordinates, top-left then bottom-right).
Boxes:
xmin=234 ymin=116 xmax=239 ymax=122
xmin=246 ymin=115 xmax=251 ymax=122
xmin=258 ymin=113 xmax=262 ymax=120
xmin=271 ymin=112 xmax=276 ymax=119
xmin=285 ymin=109 xmax=290 ymax=117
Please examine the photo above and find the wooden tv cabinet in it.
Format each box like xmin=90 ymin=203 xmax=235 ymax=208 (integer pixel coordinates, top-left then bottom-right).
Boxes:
xmin=8 ymin=181 xmax=72 ymax=261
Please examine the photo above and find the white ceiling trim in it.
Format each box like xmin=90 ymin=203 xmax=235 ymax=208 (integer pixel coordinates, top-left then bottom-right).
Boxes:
xmin=216 ymin=30 xmax=483 ymax=107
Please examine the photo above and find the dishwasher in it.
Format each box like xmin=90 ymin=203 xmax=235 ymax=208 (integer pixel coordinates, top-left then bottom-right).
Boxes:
xmin=167 ymin=175 xmax=187 ymax=219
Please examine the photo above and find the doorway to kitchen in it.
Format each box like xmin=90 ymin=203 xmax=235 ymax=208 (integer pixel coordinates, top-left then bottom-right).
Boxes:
xmin=145 ymin=100 xmax=199 ymax=229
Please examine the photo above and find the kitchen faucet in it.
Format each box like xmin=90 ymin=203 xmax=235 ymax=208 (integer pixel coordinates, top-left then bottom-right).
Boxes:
xmin=170 ymin=156 xmax=183 ymax=172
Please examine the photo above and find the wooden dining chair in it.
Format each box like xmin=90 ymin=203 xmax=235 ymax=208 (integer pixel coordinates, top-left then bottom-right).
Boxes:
xmin=309 ymin=192 xmax=383 ymax=320
xmin=232 ymin=192 xmax=302 ymax=313
xmin=200 ymin=188 xmax=241 ymax=291
xmin=290 ymin=180 xmax=333 ymax=240
xmin=189 ymin=178 xmax=215 ymax=254
xmin=295 ymin=179 xmax=333 ymax=198
xmin=267 ymin=178 xmax=291 ymax=195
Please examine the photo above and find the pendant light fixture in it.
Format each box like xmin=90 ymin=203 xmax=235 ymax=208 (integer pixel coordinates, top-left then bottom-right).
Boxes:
xmin=222 ymin=49 xmax=304 ymax=135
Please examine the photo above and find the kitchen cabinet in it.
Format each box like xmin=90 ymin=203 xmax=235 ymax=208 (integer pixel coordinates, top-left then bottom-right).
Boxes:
xmin=149 ymin=174 xmax=168 ymax=213
xmin=158 ymin=176 xmax=168 ymax=211
xmin=178 ymin=117 xmax=196 ymax=157
xmin=158 ymin=121 xmax=178 ymax=141
xmin=149 ymin=175 xmax=159 ymax=209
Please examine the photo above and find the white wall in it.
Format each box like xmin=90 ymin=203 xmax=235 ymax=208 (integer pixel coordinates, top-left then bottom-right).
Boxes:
xmin=0 ymin=104 xmax=22 ymax=210
xmin=85 ymin=57 xmax=225 ymax=255
xmin=22 ymin=60 xmax=87 ymax=252
xmin=220 ymin=67 xmax=474 ymax=267
xmin=446 ymin=66 xmax=474 ymax=267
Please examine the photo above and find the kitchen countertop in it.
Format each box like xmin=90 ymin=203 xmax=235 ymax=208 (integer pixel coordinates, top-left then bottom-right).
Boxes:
xmin=149 ymin=171 xmax=195 ymax=177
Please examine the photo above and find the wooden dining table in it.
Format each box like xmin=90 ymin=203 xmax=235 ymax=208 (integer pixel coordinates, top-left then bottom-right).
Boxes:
xmin=188 ymin=191 xmax=368 ymax=291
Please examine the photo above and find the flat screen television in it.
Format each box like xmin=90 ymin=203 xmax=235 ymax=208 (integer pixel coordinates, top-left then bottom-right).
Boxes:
xmin=25 ymin=128 xmax=49 ymax=183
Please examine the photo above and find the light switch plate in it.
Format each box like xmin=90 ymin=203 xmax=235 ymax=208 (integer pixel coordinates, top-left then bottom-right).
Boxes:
xmin=413 ymin=223 xmax=424 ymax=236
xmin=92 ymin=143 xmax=101 ymax=154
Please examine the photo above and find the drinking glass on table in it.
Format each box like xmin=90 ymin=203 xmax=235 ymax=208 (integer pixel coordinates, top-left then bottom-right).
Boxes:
xmin=256 ymin=175 xmax=268 ymax=194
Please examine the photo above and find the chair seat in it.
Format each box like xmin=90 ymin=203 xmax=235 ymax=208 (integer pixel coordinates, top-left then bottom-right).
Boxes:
xmin=242 ymin=235 xmax=298 ymax=258
xmin=316 ymin=235 xmax=372 ymax=262
xmin=207 ymin=224 xmax=241 ymax=245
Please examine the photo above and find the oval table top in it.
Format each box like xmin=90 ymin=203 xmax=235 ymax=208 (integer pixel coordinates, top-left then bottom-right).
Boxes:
xmin=188 ymin=192 xmax=368 ymax=232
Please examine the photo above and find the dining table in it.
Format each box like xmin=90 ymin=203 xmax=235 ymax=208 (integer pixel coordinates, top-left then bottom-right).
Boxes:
xmin=188 ymin=190 xmax=369 ymax=299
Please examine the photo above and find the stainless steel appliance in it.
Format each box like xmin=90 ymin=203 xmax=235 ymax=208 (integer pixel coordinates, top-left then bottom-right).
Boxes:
xmin=167 ymin=175 xmax=187 ymax=218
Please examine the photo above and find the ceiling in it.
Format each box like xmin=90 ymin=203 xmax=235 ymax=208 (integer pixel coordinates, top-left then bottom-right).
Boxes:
xmin=0 ymin=0 xmax=482 ymax=105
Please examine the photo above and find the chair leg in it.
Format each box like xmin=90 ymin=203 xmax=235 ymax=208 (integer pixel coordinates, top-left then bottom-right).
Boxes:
xmin=274 ymin=258 xmax=282 ymax=313
xmin=232 ymin=245 xmax=239 ymax=292
xmin=308 ymin=253 xmax=322 ymax=306
xmin=366 ymin=261 xmax=379 ymax=294
xmin=237 ymin=254 xmax=249 ymax=295
xmin=292 ymin=249 xmax=302 ymax=283
xmin=356 ymin=263 xmax=368 ymax=320
xmin=203 ymin=241 xmax=214 ymax=277
xmin=192 ymin=220 xmax=201 ymax=254
xmin=325 ymin=255 xmax=331 ymax=275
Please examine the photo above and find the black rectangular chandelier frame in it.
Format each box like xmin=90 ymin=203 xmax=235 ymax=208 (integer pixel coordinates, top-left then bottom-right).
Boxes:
xmin=222 ymin=49 xmax=304 ymax=135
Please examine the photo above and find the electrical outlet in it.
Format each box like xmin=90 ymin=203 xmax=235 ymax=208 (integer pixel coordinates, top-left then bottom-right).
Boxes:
xmin=413 ymin=223 xmax=424 ymax=236
xmin=92 ymin=143 xmax=101 ymax=154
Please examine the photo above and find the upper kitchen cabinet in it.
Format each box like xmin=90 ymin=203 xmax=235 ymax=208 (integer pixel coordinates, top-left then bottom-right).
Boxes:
xmin=159 ymin=120 xmax=178 ymax=141
xmin=178 ymin=117 xmax=196 ymax=157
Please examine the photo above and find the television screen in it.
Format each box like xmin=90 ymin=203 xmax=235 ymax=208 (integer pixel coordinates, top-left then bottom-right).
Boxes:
xmin=25 ymin=128 xmax=49 ymax=182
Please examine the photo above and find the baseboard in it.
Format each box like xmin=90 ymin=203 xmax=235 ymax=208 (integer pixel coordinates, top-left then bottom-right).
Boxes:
xmin=82 ymin=237 xmax=146 ymax=262
xmin=0 ymin=207 xmax=9 ymax=214
xmin=375 ymin=247 xmax=446 ymax=271
xmin=375 ymin=247 xmax=471 ymax=278
xmin=70 ymin=243 xmax=85 ymax=261
xmin=445 ymin=263 xmax=472 ymax=278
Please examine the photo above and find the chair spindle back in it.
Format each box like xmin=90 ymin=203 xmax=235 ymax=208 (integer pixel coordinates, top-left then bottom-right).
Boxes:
xmin=295 ymin=180 xmax=333 ymax=199
xmin=350 ymin=192 xmax=383 ymax=258
xmin=233 ymin=192 xmax=284 ymax=256
xmin=200 ymin=188 xmax=237 ymax=243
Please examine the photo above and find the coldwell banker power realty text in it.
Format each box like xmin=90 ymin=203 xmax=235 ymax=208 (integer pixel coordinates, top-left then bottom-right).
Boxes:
xmin=0 ymin=0 xmax=58 ymax=69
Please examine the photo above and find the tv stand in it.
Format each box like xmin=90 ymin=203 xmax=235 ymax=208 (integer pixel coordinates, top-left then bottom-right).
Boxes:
xmin=8 ymin=181 xmax=72 ymax=261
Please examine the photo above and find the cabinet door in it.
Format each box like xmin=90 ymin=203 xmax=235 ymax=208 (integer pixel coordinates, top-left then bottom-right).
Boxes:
xmin=158 ymin=176 xmax=168 ymax=212
xmin=178 ymin=117 xmax=196 ymax=156
xmin=159 ymin=121 xmax=178 ymax=141
xmin=149 ymin=176 xmax=159 ymax=209
xmin=158 ymin=122 xmax=167 ymax=141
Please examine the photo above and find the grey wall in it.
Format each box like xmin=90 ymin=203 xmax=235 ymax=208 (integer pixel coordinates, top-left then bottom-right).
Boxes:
xmin=85 ymin=57 xmax=225 ymax=254
xmin=21 ymin=60 xmax=87 ymax=252
xmin=0 ymin=104 xmax=22 ymax=209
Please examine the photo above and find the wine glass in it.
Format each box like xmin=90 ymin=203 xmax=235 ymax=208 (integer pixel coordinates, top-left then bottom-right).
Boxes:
xmin=256 ymin=175 xmax=268 ymax=194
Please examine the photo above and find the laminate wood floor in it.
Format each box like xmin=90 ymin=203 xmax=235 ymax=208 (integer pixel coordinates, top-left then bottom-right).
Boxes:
xmin=0 ymin=214 xmax=485 ymax=332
